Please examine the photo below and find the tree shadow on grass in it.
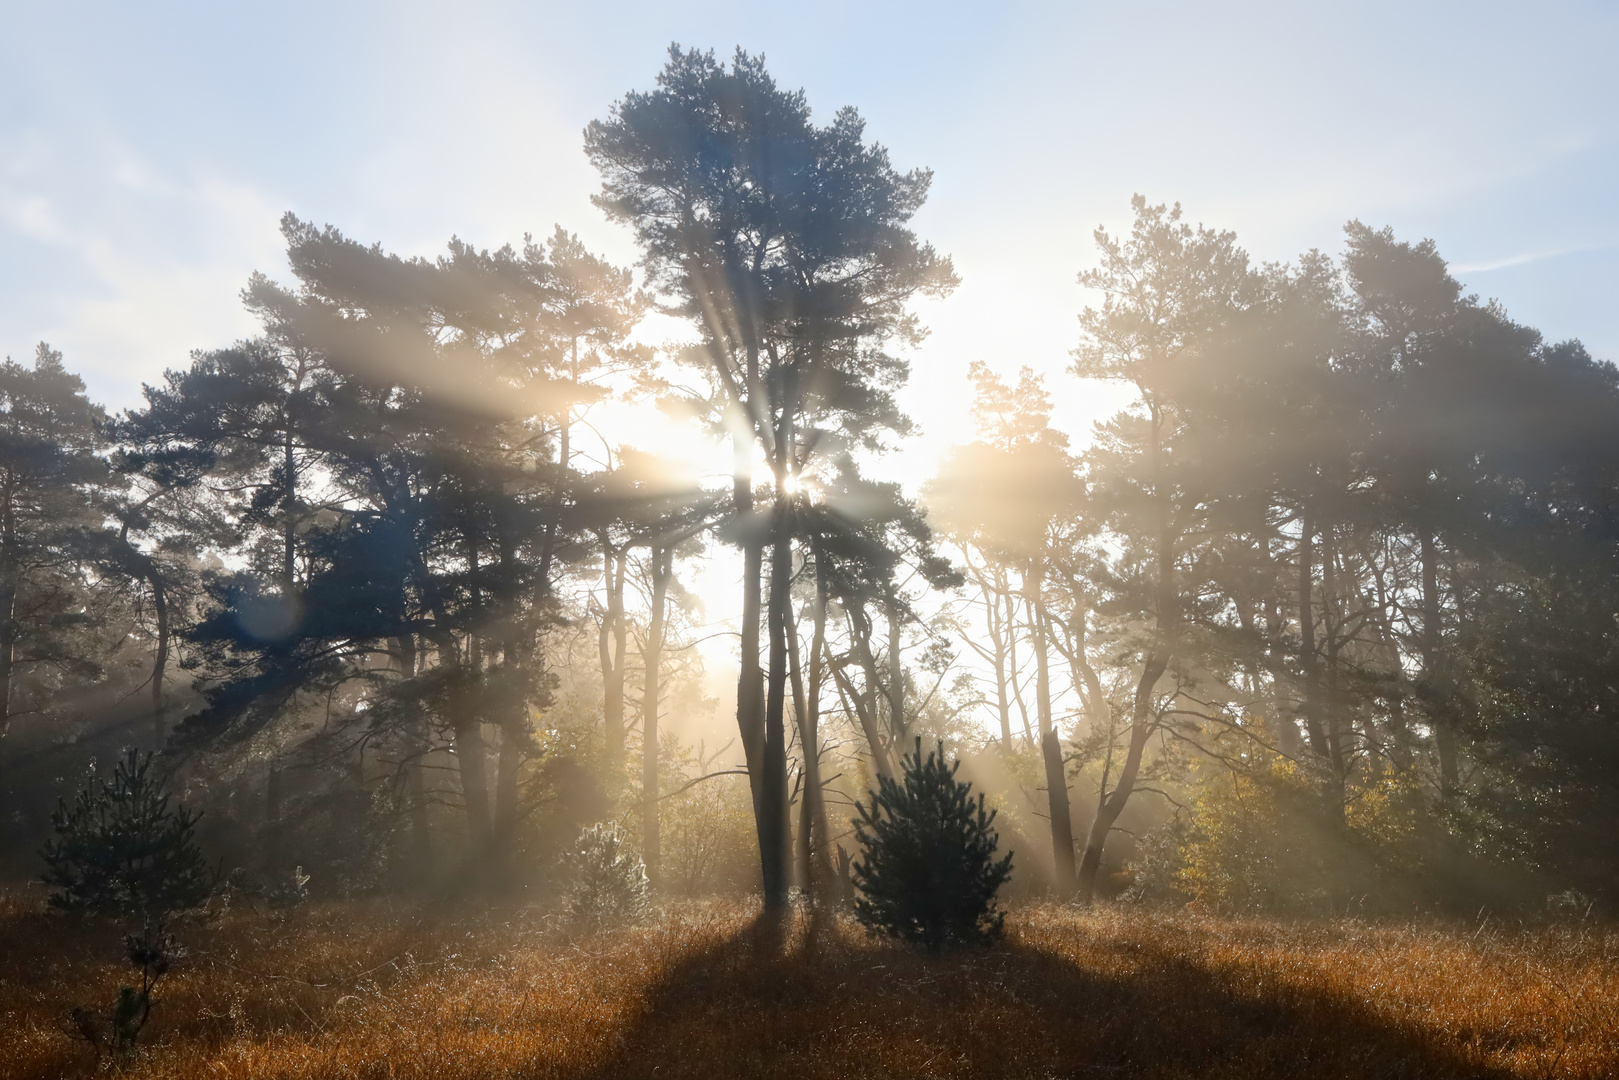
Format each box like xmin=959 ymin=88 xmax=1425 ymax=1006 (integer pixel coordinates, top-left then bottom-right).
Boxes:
xmin=574 ymin=908 xmax=1518 ymax=1080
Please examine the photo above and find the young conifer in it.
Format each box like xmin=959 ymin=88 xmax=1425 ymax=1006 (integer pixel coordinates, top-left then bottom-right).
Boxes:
xmin=852 ymin=738 xmax=1013 ymax=949
xmin=41 ymin=748 xmax=210 ymax=919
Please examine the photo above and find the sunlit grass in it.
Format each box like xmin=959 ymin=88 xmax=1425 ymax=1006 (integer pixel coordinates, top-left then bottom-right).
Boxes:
xmin=1 ymin=891 xmax=1614 ymax=1078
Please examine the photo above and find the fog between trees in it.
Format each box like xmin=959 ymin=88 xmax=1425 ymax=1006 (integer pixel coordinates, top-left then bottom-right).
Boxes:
xmin=3 ymin=46 xmax=1618 ymax=916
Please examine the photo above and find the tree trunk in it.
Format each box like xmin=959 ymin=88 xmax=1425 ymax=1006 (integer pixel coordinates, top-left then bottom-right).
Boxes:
xmin=1076 ymin=400 xmax=1175 ymax=903
xmin=394 ymin=634 xmax=432 ymax=871
xmin=149 ymin=569 xmax=169 ymax=744
xmin=887 ymin=597 xmax=906 ymax=744
xmin=641 ymin=543 xmax=672 ymax=889
xmin=1029 ymin=567 xmax=1076 ymax=896
xmin=454 ymin=715 xmax=493 ymax=852
xmin=1419 ymin=528 xmax=1457 ymax=798
xmin=600 ymin=543 xmax=627 ymax=774
xmin=1297 ymin=505 xmax=1330 ymax=758
xmin=1076 ymin=644 xmax=1169 ymax=902
xmin=760 ymin=469 xmax=793 ymax=911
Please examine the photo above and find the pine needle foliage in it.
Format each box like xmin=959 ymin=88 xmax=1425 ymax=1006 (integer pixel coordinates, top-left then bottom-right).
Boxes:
xmin=563 ymin=822 xmax=651 ymax=931
xmin=41 ymin=748 xmax=210 ymax=919
xmin=852 ymin=738 xmax=1013 ymax=949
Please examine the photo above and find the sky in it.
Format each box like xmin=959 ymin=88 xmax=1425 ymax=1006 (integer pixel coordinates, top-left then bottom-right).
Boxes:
xmin=4 ymin=0 xmax=1617 ymax=482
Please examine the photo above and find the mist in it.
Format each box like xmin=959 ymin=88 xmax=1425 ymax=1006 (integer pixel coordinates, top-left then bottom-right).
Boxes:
xmin=3 ymin=22 xmax=1618 ymax=1080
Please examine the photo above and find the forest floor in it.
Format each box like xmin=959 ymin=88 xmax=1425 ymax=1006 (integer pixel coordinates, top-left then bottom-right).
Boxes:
xmin=1 ymin=892 xmax=1616 ymax=1080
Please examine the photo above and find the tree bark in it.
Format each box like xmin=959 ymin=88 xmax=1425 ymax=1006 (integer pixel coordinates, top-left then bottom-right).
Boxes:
xmin=641 ymin=542 xmax=672 ymax=889
xmin=599 ymin=542 xmax=628 ymax=774
xmin=148 ymin=569 xmax=169 ymax=743
xmin=1419 ymin=528 xmax=1457 ymax=798
xmin=760 ymin=437 xmax=794 ymax=911
xmin=1076 ymin=401 xmax=1176 ymax=903
xmin=1029 ymin=566 xmax=1076 ymax=895
xmin=1297 ymin=505 xmax=1330 ymax=759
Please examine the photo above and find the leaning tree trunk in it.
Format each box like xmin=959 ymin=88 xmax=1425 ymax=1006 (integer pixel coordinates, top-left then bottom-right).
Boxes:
xmin=1077 ymin=643 xmax=1169 ymax=901
xmin=1076 ymin=401 xmax=1176 ymax=904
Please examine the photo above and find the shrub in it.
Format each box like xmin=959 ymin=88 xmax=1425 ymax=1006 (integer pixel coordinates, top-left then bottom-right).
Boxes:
xmin=1178 ymin=754 xmax=1425 ymax=913
xmin=41 ymin=748 xmax=210 ymax=919
xmin=852 ymin=738 xmax=1013 ymax=949
xmin=562 ymin=822 xmax=650 ymax=931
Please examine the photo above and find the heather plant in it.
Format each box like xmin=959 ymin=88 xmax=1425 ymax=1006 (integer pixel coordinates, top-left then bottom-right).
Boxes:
xmin=852 ymin=738 xmax=1013 ymax=949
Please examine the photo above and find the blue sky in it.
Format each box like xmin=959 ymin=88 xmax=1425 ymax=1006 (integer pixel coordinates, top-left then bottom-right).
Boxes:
xmin=4 ymin=0 xmax=1616 ymax=474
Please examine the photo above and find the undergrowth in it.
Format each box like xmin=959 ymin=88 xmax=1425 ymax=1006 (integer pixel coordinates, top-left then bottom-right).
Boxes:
xmin=0 ymin=890 xmax=1614 ymax=1079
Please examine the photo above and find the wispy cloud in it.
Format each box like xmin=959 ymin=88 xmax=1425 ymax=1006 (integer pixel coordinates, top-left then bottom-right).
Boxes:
xmin=1453 ymin=244 xmax=1615 ymax=274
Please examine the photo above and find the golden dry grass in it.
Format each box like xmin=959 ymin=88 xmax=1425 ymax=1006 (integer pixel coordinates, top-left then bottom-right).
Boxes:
xmin=1 ymin=891 xmax=1615 ymax=1079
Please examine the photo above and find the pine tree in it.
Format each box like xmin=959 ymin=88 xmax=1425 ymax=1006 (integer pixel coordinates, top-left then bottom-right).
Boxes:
xmin=563 ymin=822 xmax=650 ymax=931
xmin=852 ymin=738 xmax=1013 ymax=949
xmin=41 ymin=748 xmax=210 ymax=918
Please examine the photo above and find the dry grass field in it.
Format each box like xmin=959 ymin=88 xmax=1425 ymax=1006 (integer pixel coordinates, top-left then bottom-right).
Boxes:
xmin=2 ymin=891 xmax=1616 ymax=1080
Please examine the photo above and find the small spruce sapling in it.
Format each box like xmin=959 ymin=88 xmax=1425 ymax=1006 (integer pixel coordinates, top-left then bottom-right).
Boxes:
xmin=852 ymin=738 xmax=1014 ymax=949
xmin=41 ymin=747 xmax=210 ymax=919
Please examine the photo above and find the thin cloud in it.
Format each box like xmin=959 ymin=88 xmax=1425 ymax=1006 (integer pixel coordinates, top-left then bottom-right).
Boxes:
xmin=1454 ymin=244 xmax=1615 ymax=274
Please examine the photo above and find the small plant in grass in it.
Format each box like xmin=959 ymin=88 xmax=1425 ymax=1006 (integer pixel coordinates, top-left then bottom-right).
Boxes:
xmin=69 ymin=922 xmax=182 ymax=1058
xmin=852 ymin=738 xmax=1014 ymax=949
xmin=41 ymin=747 xmax=210 ymax=919
xmin=563 ymin=822 xmax=650 ymax=931
xmin=265 ymin=865 xmax=312 ymax=910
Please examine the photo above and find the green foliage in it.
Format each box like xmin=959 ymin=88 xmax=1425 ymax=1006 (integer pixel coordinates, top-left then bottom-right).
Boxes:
xmin=852 ymin=738 xmax=1013 ymax=949
xmin=1175 ymin=756 xmax=1424 ymax=913
xmin=563 ymin=822 xmax=650 ymax=931
xmin=41 ymin=748 xmax=211 ymax=919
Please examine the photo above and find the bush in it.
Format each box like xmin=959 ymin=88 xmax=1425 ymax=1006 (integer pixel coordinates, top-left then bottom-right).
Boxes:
xmin=1178 ymin=755 xmax=1425 ymax=913
xmin=852 ymin=738 xmax=1013 ymax=949
xmin=562 ymin=822 xmax=650 ymax=931
xmin=41 ymin=748 xmax=210 ymax=919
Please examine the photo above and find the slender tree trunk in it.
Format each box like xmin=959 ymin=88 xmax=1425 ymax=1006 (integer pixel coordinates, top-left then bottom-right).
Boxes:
xmin=1029 ymin=567 xmax=1076 ymax=895
xmin=798 ymin=557 xmax=834 ymax=902
xmin=600 ymin=543 xmax=627 ymax=774
xmin=1005 ymin=587 xmax=1035 ymax=745
xmin=887 ymin=597 xmax=906 ymax=744
xmin=1419 ymin=528 xmax=1457 ymax=798
xmin=394 ymin=634 xmax=431 ymax=871
xmin=433 ymin=619 xmax=491 ymax=853
xmin=1298 ymin=505 xmax=1330 ymax=758
xmin=1070 ymin=606 xmax=1106 ymax=733
xmin=454 ymin=716 xmax=494 ymax=852
xmin=1076 ymin=401 xmax=1175 ymax=903
xmin=1321 ymin=530 xmax=1347 ymax=823
xmin=732 ymin=429 xmax=769 ymax=858
xmin=760 ymin=432 xmax=794 ymax=911
xmin=832 ymin=660 xmax=891 ymax=780
xmin=641 ymin=543 xmax=672 ymax=889
xmin=988 ymin=576 xmax=1013 ymax=747
xmin=149 ymin=569 xmax=169 ymax=743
